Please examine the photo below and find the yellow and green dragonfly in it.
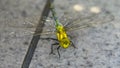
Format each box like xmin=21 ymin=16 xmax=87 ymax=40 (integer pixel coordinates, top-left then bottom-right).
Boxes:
xmin=8 ymin=3 xmax=114 ymax=58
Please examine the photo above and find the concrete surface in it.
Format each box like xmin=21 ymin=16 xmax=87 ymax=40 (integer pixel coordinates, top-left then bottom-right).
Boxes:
xmin=0 ymin=0 xmax=120 ymax=68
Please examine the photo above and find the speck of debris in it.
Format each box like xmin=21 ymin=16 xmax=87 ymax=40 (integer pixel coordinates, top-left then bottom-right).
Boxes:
xmin=37 ymin=63 xmax=43 ymax=67
xmin=95 ymin=56 xmax=99 ymax=59
xmin=82 ymin=48 xmax=86 ymax=52
xmin=83 ymin=57 xmax=88 ymax=59
xmin=23 ymin=41 xmax=29 ymax=45
xmin=105 ymin=43 xmax=110 ymax=46
xmin=80 ymin=64 xmax=84 ymax=66
xmin=1 ymin=58 xmax=4 ymax=61
xmin=86 ymin=61 xmax=93 ymax=67
xmin=104 ymin=26 xmax=108 ymax=29
xmin=21 ymin=10 xmax=27 ymax=17
xmin=9 ymin=47 xmax=14 ymax=50
xmin=107 ymin=66 xmax=112 ymax=68
xmin=117 ymin=42 xmax=120 ymax=45
xmin=67 ymin=61 xmax=71 ymax=66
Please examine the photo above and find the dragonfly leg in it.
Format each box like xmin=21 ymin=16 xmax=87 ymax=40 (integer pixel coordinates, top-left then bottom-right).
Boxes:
xmin=40 ymin=37 xmax=61 ymax=57
xmin=49 ymin=42 xmax=59 ymax=55
xmin=40 ymin=37 xmax=58 ymax=41
xmin=57 ymin=46 xmax=61 ymax=58
xmin=49 ymin=44 xmax=55 ymax=55
xmin=67 ymin=35 xmax=77 ymax=48
xmin=70 ymin=40 xmax=77 ymax=48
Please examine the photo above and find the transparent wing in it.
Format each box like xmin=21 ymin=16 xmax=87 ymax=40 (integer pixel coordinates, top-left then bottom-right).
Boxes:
xmin=6 ymin=15 xmax=56 ymax=36
xmin=36 ymin=10 xmax=114 ymax=36
xmin=64 ymin=10 xmax=114 ymax=32
xmin=7 ymin=9 xmax=114 ymax=36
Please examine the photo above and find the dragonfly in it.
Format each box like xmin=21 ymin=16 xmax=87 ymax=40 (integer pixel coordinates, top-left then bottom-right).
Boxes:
xmin=8 ymin=3 xmax=114 ymax=58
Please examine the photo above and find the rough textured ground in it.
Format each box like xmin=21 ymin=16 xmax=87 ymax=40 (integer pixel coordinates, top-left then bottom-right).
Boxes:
xmin=0 ymin=0 xmax=120 ymax=68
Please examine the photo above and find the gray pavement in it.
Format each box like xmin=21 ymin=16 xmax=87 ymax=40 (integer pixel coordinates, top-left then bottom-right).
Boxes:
xmin=0 ymin=0 xmax=120 ymax=68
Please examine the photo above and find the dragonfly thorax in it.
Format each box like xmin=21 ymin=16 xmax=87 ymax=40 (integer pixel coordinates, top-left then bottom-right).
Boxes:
xmin=56 ymin=25 xmax=70 ymax=48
